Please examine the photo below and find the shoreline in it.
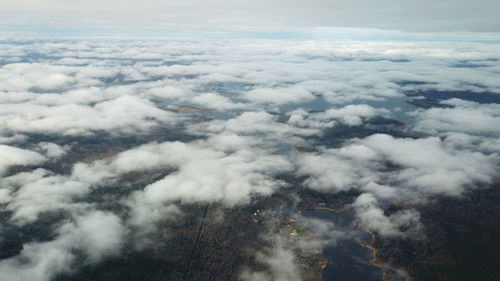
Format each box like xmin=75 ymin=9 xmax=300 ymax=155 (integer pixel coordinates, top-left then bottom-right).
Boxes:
xmin=358 ymin=231 xmax=412 ymax=281
xmin=302 ymin=207 xmax=411 ymax=281
xmin=300 ymin=206 xmax=348 ymax=213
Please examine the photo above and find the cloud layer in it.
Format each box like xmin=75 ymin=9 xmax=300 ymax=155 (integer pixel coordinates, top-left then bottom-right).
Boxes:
xmin=0 ymin=38 xmax=499 ymax=280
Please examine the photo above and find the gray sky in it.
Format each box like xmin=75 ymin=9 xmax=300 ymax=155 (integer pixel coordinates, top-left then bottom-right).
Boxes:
xmin=1 ymin=0 xmax=499 ymax=32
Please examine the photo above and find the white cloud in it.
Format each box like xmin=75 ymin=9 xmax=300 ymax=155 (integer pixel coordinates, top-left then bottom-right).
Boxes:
xmin=288 ymin=104 xmax=387 ymax=129
xmin=0 ymin=211 xmax=125 ymax=281
xmin=413 ymin=99 xmax=500 ymax=136
xmin=298 ymin=133 xmax=499 ymax=198
xmin=192 ymin=92 xmax=247 ymax=110
xmin=35 ymin=142 xmax=70 ymax=160
xmin=353 ymin=193 xmax=421 ymax=237
xmin=240 ymin=247 xmax=302 ymax=281
xmin=124 ymin=136 xmax=293 ymax=228
xmin=2 ymin=169 xmax=92 ymax=224
xmin=244 ymin=85 xmax=316 ymax=105
xmin=0 ymin=95 xmax=179 ymax=136
xmin=0 ymin=145 xmax=46 ymax=175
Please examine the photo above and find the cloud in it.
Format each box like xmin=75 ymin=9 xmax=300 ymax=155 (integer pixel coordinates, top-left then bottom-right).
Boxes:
xmin=193 ymin=111 xmax=318 ymax=141
xmin=353 ymin=193 xmax=422 ymax=237
xmin=2 ymin=169 xmax=93 ymax=224
xmin=0 ymin=145 xmax=46 ymax=175
xmin=1 ymin=131 xmax=293 ymax=230
xmin=297 ymin=132 xmax=498 ymax=238
xmin=413 ymin=99 xmax=500 ymax=136
xmin=363 ymin=134 xmax=497 ymax=195
xmin=288 ymin=104 xmax=388 ymax=129
xmin=294 ymin=216 xmax=356 ymax=247
xmin=0 ymin=211 xmax=125 ymax=281
xmin=240 ymin=247 xmax=302 ymax=281
xmin=74 ymin=211 xmax=126 ymax=263
xmin=35 ymin=142 xmax=70 ymax=160
xmin=0 ymin=95 xmax=179 ymax=136
xmin=124 ymin=136 xmax=293 ymax=228
xmin=298 ymin=145 xmax=379 ymax=192
xmin=244 ymin=85 xmax=316 ymax=105
xmin=298 ymin=134 xmax=498 ymax=198
xmin=192 ymin=92 xmax=247 ymax=110
xmin=0 ymin=63 xmax=77 ymax=92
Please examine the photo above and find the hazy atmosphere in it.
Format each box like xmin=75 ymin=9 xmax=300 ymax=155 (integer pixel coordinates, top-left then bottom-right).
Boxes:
xmin=2 ymin=0 xmax=500 ymax=32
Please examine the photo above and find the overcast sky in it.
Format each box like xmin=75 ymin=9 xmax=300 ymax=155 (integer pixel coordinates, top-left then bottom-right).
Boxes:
xmin=1 ymin=0 xmax=499 ymax=33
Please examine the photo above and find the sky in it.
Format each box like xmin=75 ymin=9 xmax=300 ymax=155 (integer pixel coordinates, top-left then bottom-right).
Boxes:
xmin=1 ymin=0 xmax=500 ymax=34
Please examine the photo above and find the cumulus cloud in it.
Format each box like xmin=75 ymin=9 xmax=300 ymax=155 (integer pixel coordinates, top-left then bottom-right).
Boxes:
xmin=0 ymin=95 xmax=178 ymax=136
xmin=288 ymin=104 xmax=388 ymax=129
xmin=295 ymin=216 xmax=356 ymax=247
xmin=123 ymin=136 xmax=293 ymax=228
xmin=299 ymin=134 xmax=498 ymax=198
xmin=35 ymin=142 xmax=70 ymax=160
xmin=244 ymin=85 xmax=316 ymax=105
xmin=353 ymin=193 xmax=422 ymax=237
xmin=192 ymin=92 xmax=247 ymax=110
xmin=0 ymin=211 xmax=125 ymax=281
xmin=296 ymin=131 xmax=500 ymax=237
xmin=0 ymin=63 xmax=76 ymax=92
xmin=240 ymin=247 xmax=302 ymax=281
xmin=298 ymin=144 xmax=380 ymax=192
xmin=2 ymin=169 xmax=94 ymax=224
xmin=2 ymin=132 xmax=292 ymax=230
xmin=413 ymin=99 xmax=500 ymax=136
xmin=193 ymin=111 xmax=318 ymax=141
xmin=0 ymin=145 xmax=46 ymax=175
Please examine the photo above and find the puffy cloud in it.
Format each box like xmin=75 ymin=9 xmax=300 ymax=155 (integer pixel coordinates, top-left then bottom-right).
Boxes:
xmin=2 ymin=169 xmax=92 ymax=224
xmin=124 ymin=136 xmax=293 ymax=228
xmin=192 ymin=92 xmax=247 ymax=110
xmin=0 ymin=211 xmax=125 ymax=281
xmin=36 ymin=73 xmax=72 ymax=90
xmin=2 ymin=132 xmax=292 ymax=229
xmin=299 ymin=134 xmax=498 ymax=197
xmin=299 ymin=150 xmax=373 ymax=192
xmin=296 ymin=130 xmax=499 ymax=238
xmin=1 ymin=159 xmax=117 ymax=225
xmin=288 ymin=104 xmax=387 ymax=129
xmin=0 ymin=95 xmax=178 ymax=136
xmin=74 ymin=211 xmax=126 ymax=263
xmin=0 ymin=63 xmax=77 ymax=92
xmin=353 ymin=193 xmax=422 ymax=237
xmin=294 ymin=216 xmax=355 ymax=247
xmin=240 ymin=247 xmax=302 ymax=281
xmin=244 ymin=85 xmax=316 ymax=105
xmin=363 ymin=134 xmax=497 ymax=195
xmin=319 ymin=105 xmax=388 ymax=126
xmin=35 ymin=142 xmax=70 ymax=160
xmin=145 ymin=84 xmax=187 ymax=100
xmin=194 ymin=111 xmax=318 ymax=140
xmin=0 ymin=145 xmax=46 ymax=175
xmin=413 ymin=99 xmax=500 ymax=136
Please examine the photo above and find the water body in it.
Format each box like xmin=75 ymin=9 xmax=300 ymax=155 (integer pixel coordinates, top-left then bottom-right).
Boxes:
xmin=297 ymin=209 xmax=406 ymax=281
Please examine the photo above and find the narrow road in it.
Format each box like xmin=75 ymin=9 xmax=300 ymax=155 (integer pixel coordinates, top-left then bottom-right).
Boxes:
xmin=182 ymin=203 xmax=210 ymax=281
